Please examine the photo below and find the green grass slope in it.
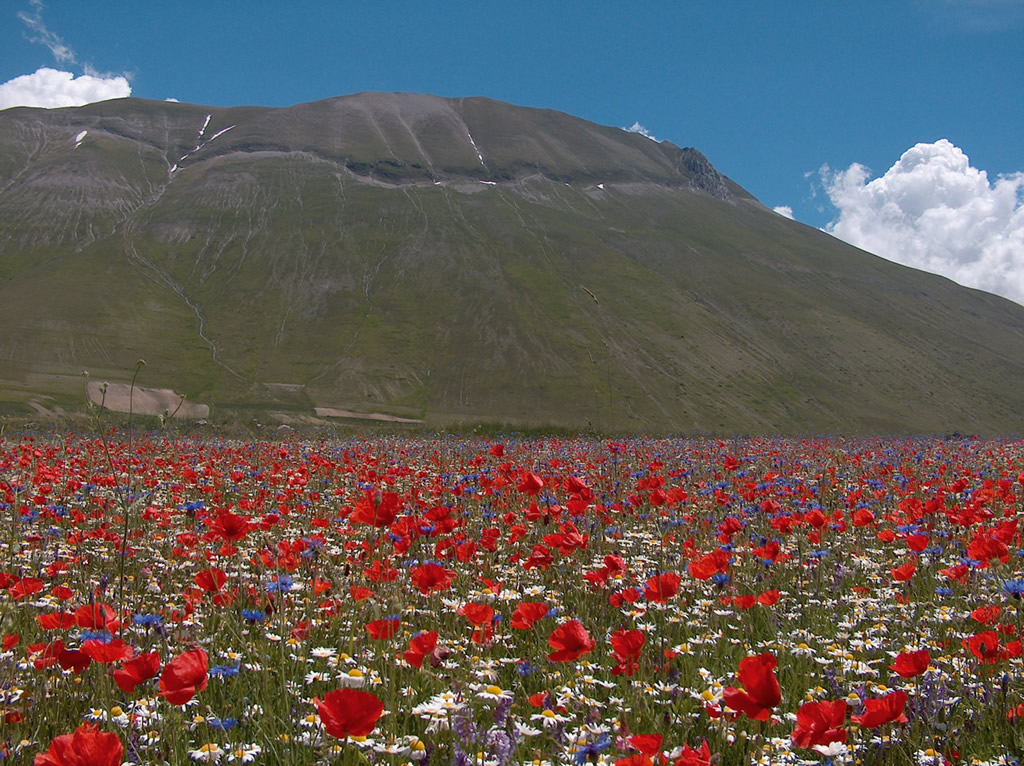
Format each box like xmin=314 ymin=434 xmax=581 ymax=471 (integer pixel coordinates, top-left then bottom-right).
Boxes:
xmin=0 ymin=93 xmax=1022 ymax=433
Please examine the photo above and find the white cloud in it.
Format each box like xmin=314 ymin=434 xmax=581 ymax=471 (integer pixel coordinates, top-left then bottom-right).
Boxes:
xmin=773 ymin=205 xmax=795 ymax=220
xmin=17 ymin=0 xmax=77 ymax=65
xmin=0 ymin=67 xmax=131 ymax=110
xmin=625 ymin=121 xmax=659 ymax=142
xmin=823 ymin=139 xmax=1024 ymax=304
xmin=4 ymin=2 xmax=132 ymax=111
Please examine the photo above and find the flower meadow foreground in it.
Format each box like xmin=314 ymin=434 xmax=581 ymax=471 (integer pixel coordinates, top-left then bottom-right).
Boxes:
xmin=1 ymin=433 xmax=1023 ymax=765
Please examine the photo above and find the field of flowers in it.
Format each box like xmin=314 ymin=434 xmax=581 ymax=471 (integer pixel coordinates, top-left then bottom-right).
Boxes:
xmin=1 ymin=432 xmax=1023 ymax=765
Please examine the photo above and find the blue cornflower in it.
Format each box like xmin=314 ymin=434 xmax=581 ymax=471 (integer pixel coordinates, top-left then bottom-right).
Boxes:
xmin=573 ymin=734 xmax=612 ymax=764
xmin=241 ymin=609 xmax=265 ymax=623
xmin=208 ymin=716 xmax=238 ymax=730
xmin=711 ymin=573 xmax=730 ymax=586
xmin=266 ymin=574 xmax=294 ymax=594
xmin=1003 ymin=579 xmax=1024 ymax=599
xmin=133 ymin=613 xmax=162 ymax=627
xmin=80 ymin=629 xmax=112 ymax=643
xmin=209 ymin=663 xmax=241 ymax=678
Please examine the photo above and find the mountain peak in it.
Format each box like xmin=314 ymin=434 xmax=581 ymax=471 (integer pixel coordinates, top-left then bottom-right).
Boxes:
xmin=1 ymin=93 xmax=1023 ymax=433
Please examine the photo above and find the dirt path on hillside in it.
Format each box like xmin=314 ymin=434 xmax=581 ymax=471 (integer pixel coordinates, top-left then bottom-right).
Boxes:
xmin=314 ymin=407 xmax=423 ymax=424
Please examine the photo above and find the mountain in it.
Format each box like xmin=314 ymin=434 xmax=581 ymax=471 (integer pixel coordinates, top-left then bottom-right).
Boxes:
xmin=1 ymin=92 xmax=1023 ymax=434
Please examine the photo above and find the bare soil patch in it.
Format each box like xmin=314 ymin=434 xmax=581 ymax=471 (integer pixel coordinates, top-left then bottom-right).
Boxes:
xmin=86 ymin=381 xmax=209 ymax=419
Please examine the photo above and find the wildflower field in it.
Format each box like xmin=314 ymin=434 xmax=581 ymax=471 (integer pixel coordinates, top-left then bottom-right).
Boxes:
xmin=2 ymin=433 xmax=1023 ymax=766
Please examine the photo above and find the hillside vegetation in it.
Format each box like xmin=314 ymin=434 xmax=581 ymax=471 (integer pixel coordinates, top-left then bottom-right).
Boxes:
xmin=1 ymin=93 xmax=1023 ymax=433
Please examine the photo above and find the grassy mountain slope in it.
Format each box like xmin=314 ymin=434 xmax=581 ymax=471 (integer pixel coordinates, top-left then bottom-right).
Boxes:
xmin=1 ymin=93 xmax=1022 ymax=433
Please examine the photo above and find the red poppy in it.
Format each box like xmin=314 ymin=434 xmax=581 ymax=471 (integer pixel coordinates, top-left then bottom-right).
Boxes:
xmin=971 ymin=605 xmax=1001 ymax=624
xmin=963 ymin=630 xmax=1003 ymax=664
xmin=733 ymin=594 xmax=758 ymax=610
xmin=33 ymin=640 xmax=66 ymax=670
xmin=906 ymin=534 xmax=929 ymax=552
xmin=616 ymin=756 xmax=652 ymax=766
xmin=610 ymin=628 xmax=645 ymax=677
xmin=891 ymin=562 xmax=916 ymax=582
xmin=851 ymin=690 xmax=908 ymax=728
xmin=80 ymin=638 xmax=133 ymax=664
xmin=57 ymin=648 xmax=91 ymax=674
xmin=547 ymin=620 xmax=595 ymax=662
xmin=673 ymin=740 xmax=712 ymax=766
xmin=365 ymin=617 xmax=401 ymax=641
xmin=629 ymin=734 xmax=662 ymax=757
xmin=461 ymin=602 xmax=495 ymax=626
xmin=791 ymin=699 xmax=847 ymax=749
xmin=9 ymin=577 xmax=44 ymax=601
xmin=889 ymin=649 xmax=929 ymax=678
xmin=851 ymin=508 xmax=875 ymax=527
xmin=939 ymin=564 xmax=970 ymax=583
xmin=35 ymin=723 xmax=123 ymax=766
xmin=315 ymin=688 xmax=385 ymax=739
xmin=804 ymin=509 xmax=827 ymax=529
xmin=113 ymin=651 xmax=161 ymax=693
xmin=38 ymin=612 xmax=77 ymax=631
xmin=208 ymin=510 xmax=250 ymax=542
xmin=74 ymin=603 xmax=118 ymax=632
xmin=523 ymin=545 xmax=554 ymax=571
xmin=158 ymin=648 xmax=208 ymax=705
xmin=351 ymin=490 xmax=402 ymax=527
xmin=688 ymin=549 xmax=730 ymax=580
xmin=194 ymin=567 xmax=227 ymax=593
xmin=50 ymin=585 xmax=74 ymax=601
xmin=363 ymin=560 xmax=399 ymax=582
xmin=643 ymin=572 xmax=681 ymax=603
xmin=967 ymin=531 xmax=1009 ymax=566
xmin=403 ymin=631 xmax=438 ymax=668
xmin=517 ymin=471 xmax=545 ymax=496
xmin=349 ymin=585 xmax=374 ymax=602
xmin=511 ymin=601 xmax=549 ymax=629
xmin=410 ymin=563 xmax=455 ymax=594
xmin=723 ymin=653 xmax=781 ymax=721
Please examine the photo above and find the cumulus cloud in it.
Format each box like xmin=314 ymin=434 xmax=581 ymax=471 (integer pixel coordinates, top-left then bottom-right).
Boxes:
xmin=823 ymin=139 xmax=1024 ymax=304
xmin=773 ymin=205 xmax=795 ymax=220
xmin=2 ymin=2 xmax=131 ymax=110
xmin=0 ymin=67 xmax=131 ymax=110
xmin=625 ymin=121 xmax=660 ymax=142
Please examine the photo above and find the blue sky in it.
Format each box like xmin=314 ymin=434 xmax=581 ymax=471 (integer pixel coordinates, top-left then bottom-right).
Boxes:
xmin=3 ymin=1 xmax=1024 ymax=302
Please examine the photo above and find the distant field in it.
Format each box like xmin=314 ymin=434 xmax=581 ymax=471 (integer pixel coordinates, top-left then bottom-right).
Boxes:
xmin=1 ymin=434 xmax=1021 ymax=764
